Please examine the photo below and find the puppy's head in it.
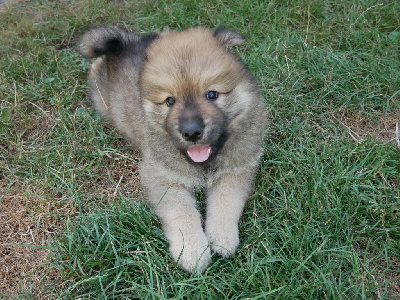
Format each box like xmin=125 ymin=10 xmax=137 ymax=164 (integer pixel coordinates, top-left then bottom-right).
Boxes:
xmin=141 ymin=27 xmax=251 ymax=163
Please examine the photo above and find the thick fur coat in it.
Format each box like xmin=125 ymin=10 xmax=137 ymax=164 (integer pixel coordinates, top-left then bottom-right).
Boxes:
xmin=79 ymin=26 xmax=269 ymax=273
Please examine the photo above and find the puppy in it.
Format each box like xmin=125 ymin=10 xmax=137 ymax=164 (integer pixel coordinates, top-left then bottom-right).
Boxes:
xmin=79 ymin=26 xmax=269 ymax=273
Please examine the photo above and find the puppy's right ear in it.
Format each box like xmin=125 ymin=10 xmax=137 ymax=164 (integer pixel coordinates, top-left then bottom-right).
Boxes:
xmin=78 ymin=27 xmax=133 ymax=58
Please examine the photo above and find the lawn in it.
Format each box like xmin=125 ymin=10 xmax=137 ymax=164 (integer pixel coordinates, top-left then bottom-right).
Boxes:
xmin=0 ymin=0 xmax=399 ymax=298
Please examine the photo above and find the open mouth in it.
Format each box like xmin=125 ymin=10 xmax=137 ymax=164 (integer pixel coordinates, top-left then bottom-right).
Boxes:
xmin=186 ymin=144 xmax=212 ymax=163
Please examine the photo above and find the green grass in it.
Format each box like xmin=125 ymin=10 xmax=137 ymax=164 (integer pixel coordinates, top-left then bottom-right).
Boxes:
xmin=0 ymin=0 xmax=399 ymax=298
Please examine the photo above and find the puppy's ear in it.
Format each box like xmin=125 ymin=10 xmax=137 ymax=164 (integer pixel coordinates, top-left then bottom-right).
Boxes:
xmin=214 ymin=27 xmax=245 ymax=47
xmin=78 ymin=27 xmax=135 ymax=58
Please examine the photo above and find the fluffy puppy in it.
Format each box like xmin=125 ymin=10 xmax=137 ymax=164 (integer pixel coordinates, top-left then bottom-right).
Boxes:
xmin=79 ymin=26 xmax=269 ymax=273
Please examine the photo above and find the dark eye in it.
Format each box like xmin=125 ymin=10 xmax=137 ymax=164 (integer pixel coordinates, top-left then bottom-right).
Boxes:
xmin=166 ymin=97 xmax=175 ymax=106
xmin=206 ymin=91 xmax=219 ymax=100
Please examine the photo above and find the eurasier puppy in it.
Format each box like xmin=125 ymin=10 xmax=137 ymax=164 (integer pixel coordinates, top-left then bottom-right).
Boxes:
xmin=79 ymin=26 xmax=269 ymax=273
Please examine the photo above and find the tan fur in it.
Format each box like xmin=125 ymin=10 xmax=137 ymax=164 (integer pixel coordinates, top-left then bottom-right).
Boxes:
xmin=78 ymin=26 xmax=269 ymax=273
xmin=141 ymin=28 xmax=247 ymax=104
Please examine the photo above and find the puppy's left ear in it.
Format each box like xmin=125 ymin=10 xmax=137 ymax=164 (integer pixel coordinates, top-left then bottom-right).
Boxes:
xmin=214 ymin=27 xmax=245 ymax=47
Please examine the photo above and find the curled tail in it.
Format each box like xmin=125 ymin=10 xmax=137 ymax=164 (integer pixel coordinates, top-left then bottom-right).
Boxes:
xmin=78 ymin=27 xmax=158 ymax=59
xmin=78 ymin=27 xmax=134 ymax=58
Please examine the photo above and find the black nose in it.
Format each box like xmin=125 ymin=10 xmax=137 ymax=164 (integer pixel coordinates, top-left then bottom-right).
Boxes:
xmin=180 ymin=122 xmax=204 ymax=142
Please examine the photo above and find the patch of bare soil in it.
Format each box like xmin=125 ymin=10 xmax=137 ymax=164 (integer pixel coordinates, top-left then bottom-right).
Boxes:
xmin=338 ymin=110 xmax=399 ymax=146
xmin=0 ymin=183 xmax=66 ymax=297
xmin=89 ymin=149 xmax=142 ymax=202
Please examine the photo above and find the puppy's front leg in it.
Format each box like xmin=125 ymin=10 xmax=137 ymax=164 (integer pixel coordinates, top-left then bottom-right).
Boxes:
xmin=205 ymin=171 xmax=256 ymax=257
xmin=145 ymin=183 xmax=211 ymax=273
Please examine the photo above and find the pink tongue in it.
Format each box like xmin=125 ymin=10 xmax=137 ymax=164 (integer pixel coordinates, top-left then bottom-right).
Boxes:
xmin=187 ymin=145 xmax=212 ymax=163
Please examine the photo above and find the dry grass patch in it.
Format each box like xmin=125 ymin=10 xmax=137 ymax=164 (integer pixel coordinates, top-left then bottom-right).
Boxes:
xmin=0 ymin=182 xmax=67 ymax=297
xmin=339 ymin=109 xmax=399 ymax=146
xmin=83 ymin=150 xmax=143 ymax=207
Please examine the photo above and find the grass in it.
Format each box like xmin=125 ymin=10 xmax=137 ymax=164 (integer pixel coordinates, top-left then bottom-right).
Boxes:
xmin=0 ymin=0 xmax=399 ymax=298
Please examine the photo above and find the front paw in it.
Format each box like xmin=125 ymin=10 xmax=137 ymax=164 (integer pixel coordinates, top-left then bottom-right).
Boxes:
xmin=205 ymin=221 xmax=239 ymax=258
xmin=168 ymin=231 xmax=211 ymax=273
